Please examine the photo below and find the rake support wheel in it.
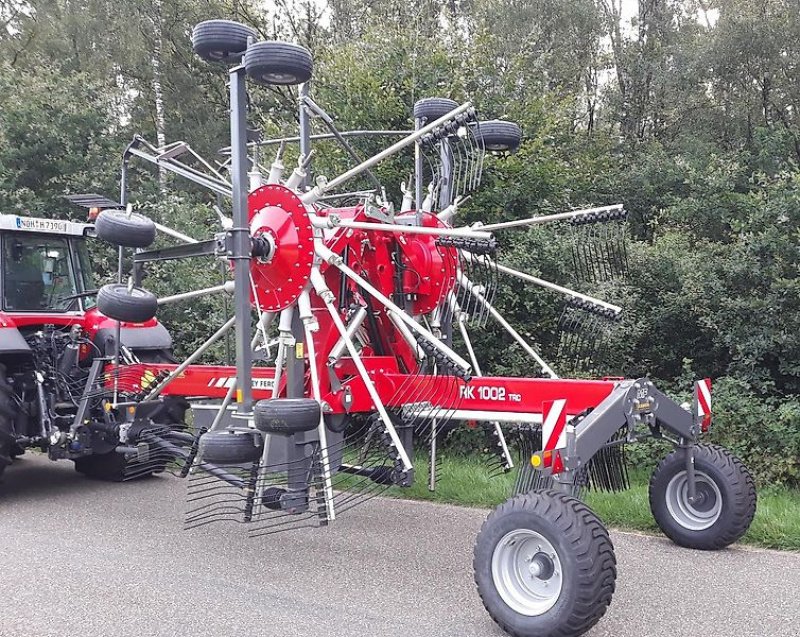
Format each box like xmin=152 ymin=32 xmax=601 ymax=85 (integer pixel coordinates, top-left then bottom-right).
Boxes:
xmin=95 ymin=209 xmax=156 ymax=248
xmin=476 ymin=120 xmax=522 ymax=152
xmin=97 ymin=284 xmax=158 ymax=324
xmin=254 ymin=398 xmax=321 ymax=435
xmin=649 ymin=444 xmax=756 ymax=550
xmin=474 ymin=490 xmax=616 ymax=637
xmin=192 ymin=20 xmax=257 ymax=64
xmin=244 ymin=41 xmax=313 ymax=86
xmin=413 ymin=97 xmax=459 ymax=122
xmin=199 ymin=429 xmax=264 ymax=465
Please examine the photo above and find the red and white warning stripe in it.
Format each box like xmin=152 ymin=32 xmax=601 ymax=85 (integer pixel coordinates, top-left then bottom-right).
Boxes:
xmin=542 ymin=399 xmax=567 ymax=452
xmin=694 ymin=378 xmax=712 ymax=431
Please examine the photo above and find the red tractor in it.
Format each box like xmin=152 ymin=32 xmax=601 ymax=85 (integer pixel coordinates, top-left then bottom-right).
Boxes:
xmin=0 ymin=211 xmax=185 ymax=481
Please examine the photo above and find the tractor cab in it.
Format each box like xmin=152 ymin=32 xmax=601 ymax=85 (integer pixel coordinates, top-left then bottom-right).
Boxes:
xmin=0 ymin=214 xmax=95 ymax=314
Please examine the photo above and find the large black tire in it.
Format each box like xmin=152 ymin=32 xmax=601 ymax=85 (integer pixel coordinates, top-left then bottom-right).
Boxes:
xmin=474 ymin=490 xmax=616 ymax=637
xmin=413 ymin=97 xmax=459 ymax=122
xmin=476 ymin=120 xmax=522 ymax=152
xmin=0 ymin=365 xmax=17 ymax=479
xmin=244 ymin=41 xmax=313 ymax=86
xmin=192 ymin=19 xmax=257 ymax=64
xmin=254 ymin=398 xmax=320 ymax=434
xmin=95 ymin=209 xmax=156 ymax=248
xmin=199 ymin=429 xmax=263 ymax=465
xmin=649 ymin=443 xmax=756 ymax=550
xmin=97 ymin=284 xmax=158 ymax=324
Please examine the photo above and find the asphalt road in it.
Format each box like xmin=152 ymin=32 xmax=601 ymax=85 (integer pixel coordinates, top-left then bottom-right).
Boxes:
xmin=1 ymin=454 xmax=798 ymax=637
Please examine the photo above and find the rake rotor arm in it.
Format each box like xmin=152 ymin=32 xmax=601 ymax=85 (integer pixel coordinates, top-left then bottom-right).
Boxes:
xmin=309 ymin=269 xmax=413 ymax=472
xmin=124 ymin=136 xmax=232 ymax=197
xmin=476 ymin=204 xmax=624 ymax=232
xmin=457 ymin=272 xmax=558 ymax=379
xmin=462 ymin=253 xmax=622 ymax=316
xmin=143 ymin=316 xmax=236 ymax=401
xmin=300 ymin=95 xmax=384 ymax=194
xmin=310 ymin=214 xmax=493 ymax=240
xmin=450 ymin=294 xmax=514 ymax=470
xmin=316 ymin=242 xmax=472 ymax=375
xmin=301 ymin=102 xmax=474 ymax=205
xmin=297 ymin=290 xmax=336 ymax=521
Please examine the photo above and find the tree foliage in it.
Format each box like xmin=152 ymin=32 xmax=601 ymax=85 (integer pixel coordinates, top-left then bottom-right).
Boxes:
xmin=0 ymin=0 xmax=798 ymax=483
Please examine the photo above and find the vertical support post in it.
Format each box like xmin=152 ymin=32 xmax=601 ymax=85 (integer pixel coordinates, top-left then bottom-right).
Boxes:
xmin=437 ymin=139 xmax=453 ymax=211
xmin=414 ymin=116 xmax=423 ymax=222
xmin=683 ymin=442 xmax=697 ymax=502
xmin=299 ymin=82 xmax=312 ymax=190
xmin=229 ymin=66 xmax=253 ymax=413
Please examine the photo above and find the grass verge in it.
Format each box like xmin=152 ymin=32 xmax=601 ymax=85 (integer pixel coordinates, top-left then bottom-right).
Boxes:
xmin=384 ymin=454 xmax=800 ymax=551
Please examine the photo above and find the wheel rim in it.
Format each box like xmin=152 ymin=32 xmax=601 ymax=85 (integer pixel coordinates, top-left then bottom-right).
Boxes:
xmin=491 ymin=529 xmax=563 ymax=616
xmin=665 ymin=470 xmax=723 ymax=531
xmin=260 ymin=71 xmax=300 ymax=84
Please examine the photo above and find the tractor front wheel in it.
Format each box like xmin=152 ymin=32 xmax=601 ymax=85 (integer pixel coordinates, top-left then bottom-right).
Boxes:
xmin=649 ymin=443 xmax=756 ymax=550
xmin=474 ymin=490 xmax=616 ymax=637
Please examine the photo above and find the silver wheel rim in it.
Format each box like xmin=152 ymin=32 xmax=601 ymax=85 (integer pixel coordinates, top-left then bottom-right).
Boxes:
xmin=491 ymin=529 xmax=563 ymax=616
xmin=261 ymin=71 xmax=298 ymax=83
xmin=665 ymin=470 xmax=723 ymax=531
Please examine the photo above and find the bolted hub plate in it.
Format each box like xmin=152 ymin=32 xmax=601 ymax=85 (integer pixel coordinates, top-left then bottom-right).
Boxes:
xmin=247 ymin=184 xmax=315 ymax=311
xmin=395 ymin=211 xmax=458 ymax=315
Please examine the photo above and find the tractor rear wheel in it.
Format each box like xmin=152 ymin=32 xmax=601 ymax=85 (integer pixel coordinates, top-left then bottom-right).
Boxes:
xmin=649 ymin=443 xmax=756 ymax=550
xmin=0 ymin=365 xmax=17 ymax=479
xmin=474 ymin=490 xmax=616 ymax=637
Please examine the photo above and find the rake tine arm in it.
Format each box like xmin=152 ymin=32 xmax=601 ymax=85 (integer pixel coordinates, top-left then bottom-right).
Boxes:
xmin=309 ymin=269 xmax=413 ymax=472
xmin=457 ymin=272 xmax=558 ymax=379
xmin=476 ymin=204 xmax=624 ymax=232
xmin=310 ymin=214 xmax=492 ymax=240
xmin=449 ymin=293 xmax=514 ymax=470
xmin=316 ymin=242 xmax=472 ymax=375
xmin=472 ymin=255 xmax=622 ymax=316
xmin=302 ymin=102 xmax=474 ymax=205
xmin=297 ymin=290 xmax=336 ymax=522
xmin=143 ymin=316 xmax=236 ymax=401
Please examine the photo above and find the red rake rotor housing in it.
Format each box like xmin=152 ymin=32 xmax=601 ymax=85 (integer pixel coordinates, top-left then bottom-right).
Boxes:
xmin=247 ymin=184 xmax=314 ymax=312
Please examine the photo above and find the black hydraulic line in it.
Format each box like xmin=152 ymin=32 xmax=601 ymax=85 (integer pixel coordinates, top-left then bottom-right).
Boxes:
xmin=338 ymin=245 xmax=351 ymax=312
xmin=360 ymin=281 xmax=386 ymax=357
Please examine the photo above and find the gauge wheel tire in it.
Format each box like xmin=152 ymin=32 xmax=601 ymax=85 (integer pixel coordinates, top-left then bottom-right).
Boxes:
xmin=474 ymin=490 xmax=616 ymax=637
xmin=199 ymin=429 xmax=264 ymax=465
xmin=413 ymin=97 xmax=459 ymax=122
xmin=476 ymin=120 xmax=522 ymax=152
xmin=649 ymin=443 xmax=757 ymax=550
xmin=192 ymin=19 xmax=258 ymax=64
xmin=97 ymin=284 xmax=158 ymax=324
xmin=95 ymin=209 xmax=156 ymax=248
xmin=0 ymin=365 xmax=17 ymax=479
xmin=254 ymin=398 xmax=321 ymax=435
xmin=244 ymin=41 xmax=313 ymax=86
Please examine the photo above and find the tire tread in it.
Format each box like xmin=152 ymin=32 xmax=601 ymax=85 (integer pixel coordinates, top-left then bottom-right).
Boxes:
xmin=474 ymin=490 xmax=616 ymax=637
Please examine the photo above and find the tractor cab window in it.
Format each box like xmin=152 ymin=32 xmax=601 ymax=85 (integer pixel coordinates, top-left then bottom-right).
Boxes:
xmin=74 ymin=239 xmax=96 ymax=309
xmin=2 ymin=234 xmax=79 ymax=312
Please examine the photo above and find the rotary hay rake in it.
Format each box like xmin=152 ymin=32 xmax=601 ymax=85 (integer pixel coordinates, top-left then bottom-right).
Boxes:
xmin=86 ymin=19 xmax=757 ymax=637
